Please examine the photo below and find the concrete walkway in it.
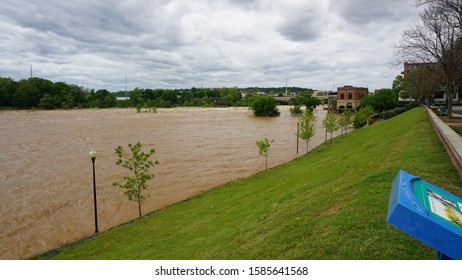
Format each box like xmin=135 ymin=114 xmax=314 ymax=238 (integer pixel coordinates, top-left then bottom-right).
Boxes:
xmin=427 ymin=108 xmax=462 ymax=179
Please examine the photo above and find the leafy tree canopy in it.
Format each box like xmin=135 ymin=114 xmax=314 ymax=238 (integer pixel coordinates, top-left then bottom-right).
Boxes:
xmin=113 ymin=142 xmax=159 ymax=218
xmin=298 ymin=109 xmax=316 ymax=153
xmin=360 ymin=89 xmax=398 ymax=112
xmin=248 ymin=95 xmax=280 ymax=117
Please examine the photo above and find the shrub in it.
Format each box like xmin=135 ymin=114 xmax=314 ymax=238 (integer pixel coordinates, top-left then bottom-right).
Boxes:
xmin=379 ymin=101 xmax=418 ymax=120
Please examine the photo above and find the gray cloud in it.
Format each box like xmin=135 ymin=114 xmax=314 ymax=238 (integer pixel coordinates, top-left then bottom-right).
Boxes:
xmin=329 ymin=0 xmax=416 ymax=25
xmin=275 ymin=2 xmax=327 ymax=42
xmin=0 ymin=0 xmax=420 ymax=91
xmin=278 ymin=16 xmax=322 ymax=42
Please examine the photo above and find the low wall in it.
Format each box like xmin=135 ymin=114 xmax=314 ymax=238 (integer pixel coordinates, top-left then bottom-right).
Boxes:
xmin=427 ymin=108 xmax=462 ymax=179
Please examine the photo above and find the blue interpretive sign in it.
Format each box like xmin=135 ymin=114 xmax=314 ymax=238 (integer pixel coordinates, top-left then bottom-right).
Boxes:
xmin=387 ymin=170 xmax=462 ymax=259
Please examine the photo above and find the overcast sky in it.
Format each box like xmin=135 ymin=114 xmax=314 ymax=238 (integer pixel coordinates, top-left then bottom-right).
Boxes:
xmin=0 ymin=0 xmax=421 ymax=91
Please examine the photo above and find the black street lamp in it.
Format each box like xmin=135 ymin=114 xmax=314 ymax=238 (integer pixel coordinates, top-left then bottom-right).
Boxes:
xmin=296 ymin=121 xmax=299 ymax=155
xmin=90 ymin=148 xmax=98 ymax=233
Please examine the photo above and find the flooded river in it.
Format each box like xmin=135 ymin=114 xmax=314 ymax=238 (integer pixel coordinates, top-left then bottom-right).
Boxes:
xmin=0 ymin=106 xmax=334 ymax=259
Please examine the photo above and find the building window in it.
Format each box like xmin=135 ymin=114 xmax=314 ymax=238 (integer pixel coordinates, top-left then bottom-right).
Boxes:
xmin=348 ymin=92 xmax=352 ymax=99
xmin=340 ymin=92 xmax=345 ymax=99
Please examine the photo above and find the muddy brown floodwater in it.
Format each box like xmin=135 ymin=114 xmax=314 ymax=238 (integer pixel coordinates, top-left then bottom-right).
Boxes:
xmin=0 ymin=106 xmax=336 ymax=259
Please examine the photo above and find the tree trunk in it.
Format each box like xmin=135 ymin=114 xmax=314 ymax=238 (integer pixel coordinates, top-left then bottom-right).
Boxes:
xmin=137 ymin=185 xmax=142 ymax=217
xmin=447 ymin=80 xmax=453 ymax=117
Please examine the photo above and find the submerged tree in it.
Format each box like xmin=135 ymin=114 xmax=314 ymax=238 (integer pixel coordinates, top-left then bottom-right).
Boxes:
xmin=113 ymin=142 xmax=159 ymax=218
xmin=298 ymin=109 xmax=316 ymax=154
xmin=248 ymin=95 xmax=280 ymax=117
xmin=256 ymin=138 xmax=274 ymax=170
xmin=290 ymin=105 xmax=304 ymax=116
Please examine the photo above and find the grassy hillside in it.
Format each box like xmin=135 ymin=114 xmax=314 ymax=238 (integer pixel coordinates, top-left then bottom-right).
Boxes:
xmin=36 ymin=108 xmax=462 ymax=259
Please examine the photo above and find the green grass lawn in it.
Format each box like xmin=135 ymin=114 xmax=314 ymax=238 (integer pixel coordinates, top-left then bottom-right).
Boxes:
xmin=35 ymin=108 xmax=462 ymax=260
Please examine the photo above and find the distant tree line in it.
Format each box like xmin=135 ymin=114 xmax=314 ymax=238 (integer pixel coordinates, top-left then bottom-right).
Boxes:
xmin=0 ymin=76 xmax=315 ymax=110
xmin=123 ymin=86 xmax=246 ymax=108
xmin=0 ymin=77 xmax=117 ymax=109
xmin=242 ymin=87 xmax=314 ymax=96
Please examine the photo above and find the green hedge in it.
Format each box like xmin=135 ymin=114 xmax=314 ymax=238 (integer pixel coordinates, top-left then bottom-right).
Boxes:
xmin=379 ymin=101 xmax=419 ymax=120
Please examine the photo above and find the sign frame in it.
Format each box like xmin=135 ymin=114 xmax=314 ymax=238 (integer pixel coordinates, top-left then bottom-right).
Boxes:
xmin=387 ymin=170 xmax=462 ymax=259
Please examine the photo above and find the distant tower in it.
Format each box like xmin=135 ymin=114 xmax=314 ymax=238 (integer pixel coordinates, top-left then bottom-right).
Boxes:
xmin=30 ymin=64 xmax=33 ymax=79
xmin=285 ymin=77 xmax=288 ymax=96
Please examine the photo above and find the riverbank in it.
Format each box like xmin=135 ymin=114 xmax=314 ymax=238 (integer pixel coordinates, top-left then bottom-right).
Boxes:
xmin=1 ymin=106 xmax=336 ymax=259
xmin=35 ymin=108 xmax=462 ymax=259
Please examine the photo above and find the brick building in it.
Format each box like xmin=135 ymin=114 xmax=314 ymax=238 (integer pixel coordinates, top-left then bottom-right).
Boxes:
xmin=403 ymin=62 xmax=437 ymax=78
xmin=336 ymin=85 xmax=369 ymax=112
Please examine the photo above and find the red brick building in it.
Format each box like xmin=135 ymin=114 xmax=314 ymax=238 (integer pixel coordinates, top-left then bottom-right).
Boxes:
xmin=402 ymin=62 xmax=437 ymax=78
xmin=336 ymin=85 xmax=368 ymax=111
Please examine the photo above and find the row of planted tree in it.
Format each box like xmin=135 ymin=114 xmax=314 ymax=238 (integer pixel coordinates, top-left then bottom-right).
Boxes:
xmin=255 ymin=105 xmax=376 ymax=170
xmin=114 ymin=107 xmax=373 ymax=218
xmin=255 ymin=98 xmax=420 ymax=171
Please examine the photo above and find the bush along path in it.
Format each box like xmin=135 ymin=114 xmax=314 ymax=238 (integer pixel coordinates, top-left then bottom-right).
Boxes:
xmin=35 ymin=108 xmax=462 ymax=259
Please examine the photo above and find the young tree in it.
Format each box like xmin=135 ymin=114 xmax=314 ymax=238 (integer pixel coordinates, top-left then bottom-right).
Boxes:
xmin=256 ymin=138 xmax=274 ymax=170
xmin=322 ymin=111 xmax=339 ymax=143
xmin=353 ymin=105 xmax=375 ymax=129
xmin=298 ymin=109 xmax=316 ymax=153
xmin=338 ymin=109 xmax=353 ymax=134
xmin=113 ymin=142 xmax=159 ymax=218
